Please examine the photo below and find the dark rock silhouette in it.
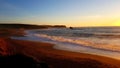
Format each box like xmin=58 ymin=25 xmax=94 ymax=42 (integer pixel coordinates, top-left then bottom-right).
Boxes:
xmin=69 ymin=27 xmax=73 ymax=29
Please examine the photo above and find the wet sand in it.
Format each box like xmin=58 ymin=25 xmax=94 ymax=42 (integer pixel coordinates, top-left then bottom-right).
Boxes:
xmin=8 ymin=38 xmax=120 ymax=68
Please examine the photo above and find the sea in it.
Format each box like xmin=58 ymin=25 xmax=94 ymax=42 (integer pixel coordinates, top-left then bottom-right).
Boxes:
xmin=11 ymin=27 xmax=120 ymax=60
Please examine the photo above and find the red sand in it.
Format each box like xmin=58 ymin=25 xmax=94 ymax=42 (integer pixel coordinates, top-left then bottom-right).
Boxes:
xmin=5 ymin=38 xmax=120 ymax=68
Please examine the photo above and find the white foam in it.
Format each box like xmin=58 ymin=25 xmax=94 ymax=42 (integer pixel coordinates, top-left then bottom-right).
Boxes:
xmin=35 ymin=34 xmax=120 ymax=52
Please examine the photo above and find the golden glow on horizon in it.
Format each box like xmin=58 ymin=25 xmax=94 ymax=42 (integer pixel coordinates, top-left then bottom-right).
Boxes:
xmin=113 ymin=20 xmax=120 ymax=26
xmin=23 ymin=15 xmax=120 ymax=27
xmin=64 ymin=18 xmax=120 ymax=27
xmin=27 ymin=20 xmax=120 ymax=27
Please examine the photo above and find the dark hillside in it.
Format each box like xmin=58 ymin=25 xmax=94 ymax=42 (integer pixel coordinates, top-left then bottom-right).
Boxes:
xmin=0 ymin=23 xmax=66 ymax=29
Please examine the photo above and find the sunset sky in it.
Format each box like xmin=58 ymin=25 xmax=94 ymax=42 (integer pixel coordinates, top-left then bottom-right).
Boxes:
xmin=0 ymin=0 xmax=120 ymax=27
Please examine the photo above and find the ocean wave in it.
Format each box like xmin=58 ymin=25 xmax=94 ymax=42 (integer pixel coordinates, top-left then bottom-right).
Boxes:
xmin=34 ymin=34 xmax=120 ymax=52
xmin=70 ymin=32 xmax=120 ymax=38
xmin=33 ymin=29 xmax=120 ymax=38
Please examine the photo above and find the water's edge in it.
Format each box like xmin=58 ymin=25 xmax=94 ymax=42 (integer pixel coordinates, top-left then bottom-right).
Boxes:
xmin=11 ymin=29 xmax=120 ymax=60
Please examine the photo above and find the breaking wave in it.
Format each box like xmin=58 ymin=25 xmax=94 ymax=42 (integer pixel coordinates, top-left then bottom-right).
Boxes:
xmin=34 ymin=34 xmax=120 ymax=52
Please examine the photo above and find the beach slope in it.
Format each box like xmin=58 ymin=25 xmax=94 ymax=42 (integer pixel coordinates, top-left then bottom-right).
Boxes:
xmin=0 ymin=37 xmax=120 ymax=68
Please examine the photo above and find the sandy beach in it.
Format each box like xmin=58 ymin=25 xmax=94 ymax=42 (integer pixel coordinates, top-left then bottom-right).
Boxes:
xmin=4 ymin=38 xmax=120 ymax=68
xmin=0 ymin=28 xmax=120 ymax=68
xmin=1 ymin=0 xmax=120 ymax=67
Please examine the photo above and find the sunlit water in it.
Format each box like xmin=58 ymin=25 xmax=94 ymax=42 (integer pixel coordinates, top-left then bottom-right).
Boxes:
xmin=11 ymin=27 xmax=120 ymax=60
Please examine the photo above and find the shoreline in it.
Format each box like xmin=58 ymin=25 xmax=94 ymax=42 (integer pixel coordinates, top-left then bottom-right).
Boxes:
xmin=11 ymin=29 xmax=120 ymax=60
xmin=0 ymin=28 xmax=120 ymax=68
xmin=9 ymin=38 xmax=120 ymax=68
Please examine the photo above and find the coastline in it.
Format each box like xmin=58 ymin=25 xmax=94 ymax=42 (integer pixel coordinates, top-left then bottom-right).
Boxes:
xmin=9 ymin=38 xmax=120 ymax=68
xmin=0 ymin=28 xmax=120 ymax=68
xmin=12 ymin=29 xmax=120 ymax=60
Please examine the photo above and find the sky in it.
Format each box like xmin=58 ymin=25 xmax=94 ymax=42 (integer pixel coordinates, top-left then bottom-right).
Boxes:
xmin=0 ymin=0 xmax=120 ymax=27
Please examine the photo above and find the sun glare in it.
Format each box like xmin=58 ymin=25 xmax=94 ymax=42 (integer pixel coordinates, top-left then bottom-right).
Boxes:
xmin=114 ymin=20 xmax=120 ymax=26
